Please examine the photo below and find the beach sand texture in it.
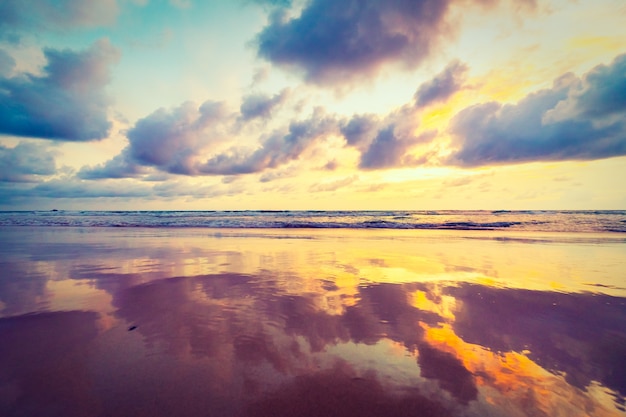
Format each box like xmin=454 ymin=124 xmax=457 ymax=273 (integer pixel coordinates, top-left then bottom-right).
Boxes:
xmin=0 ymin=227 xmax=625 ymax=417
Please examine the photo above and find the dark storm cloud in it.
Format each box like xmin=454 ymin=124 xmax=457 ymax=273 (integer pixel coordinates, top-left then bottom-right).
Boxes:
xmin=0 ymin=142 xmax=57 ymax=182
xmin=0 ymin=40 xmax=120 ymax=141
xmin=239 ymin=89 xmax=289 ymax=121
xmin=0 ymin=0 xmax=118 ymax=41
xmin=255 ymin=0 xmax=452 ymax=84
xmin=449 ymin=53 xmax=626 ymax=166
xmin=198 ymin=112 xmax=339 ymax=175
xmin=414 ymin=60 xmax=468 ymax=108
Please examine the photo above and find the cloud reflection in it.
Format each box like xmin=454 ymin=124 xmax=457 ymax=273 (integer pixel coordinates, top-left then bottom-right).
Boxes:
xmin=448 ymin=284 xmax=626 ymax=398
xmin=246 ymin=361 xmax=451 ymax=417
xmin=0 ymin=311 xmax=100 ymax=417
xmin=106 ymin=271 xmax=625 ymax=415
xmin=1 ymin=228 xmax=624 ymax=416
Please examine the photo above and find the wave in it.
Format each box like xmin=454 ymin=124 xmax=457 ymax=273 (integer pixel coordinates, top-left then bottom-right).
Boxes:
xmin=0 ymin=210 xmax=625 ymax=233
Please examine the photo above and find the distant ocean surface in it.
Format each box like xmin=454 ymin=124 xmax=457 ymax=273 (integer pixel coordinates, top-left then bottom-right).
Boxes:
xmin=1 ymin=210 xmax=625 ymax=233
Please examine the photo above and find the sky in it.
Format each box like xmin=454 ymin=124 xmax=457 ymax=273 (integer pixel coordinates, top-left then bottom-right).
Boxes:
xmin=0 ymin=0 xmax=625 ymax=210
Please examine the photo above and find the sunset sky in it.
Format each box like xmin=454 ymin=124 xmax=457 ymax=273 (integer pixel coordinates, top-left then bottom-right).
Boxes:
xmin=0 ymin=0 xmax=625 ymax=210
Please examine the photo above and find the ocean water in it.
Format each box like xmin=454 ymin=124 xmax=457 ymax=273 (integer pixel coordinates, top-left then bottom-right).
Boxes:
xmin=0 ymin=215 xmax=625 ymax=416
xmin=1 ymin=209 xmax=625 ymax=232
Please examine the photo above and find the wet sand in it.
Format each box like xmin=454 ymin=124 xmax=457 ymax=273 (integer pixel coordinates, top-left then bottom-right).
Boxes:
xmin=0 ymin=227 xmax=625 ymax=417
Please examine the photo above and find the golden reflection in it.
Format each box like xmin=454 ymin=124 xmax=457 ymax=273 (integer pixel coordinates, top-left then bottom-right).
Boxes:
xmin=15 ymin=228 xmax=622 ymax=297
xmin=422 ymin=324 xmax=622 ymax=417
xmin=47 ymin=279 xmax=114 ymax=314
xmin=410 ymin=289 xmax=457 ymax=321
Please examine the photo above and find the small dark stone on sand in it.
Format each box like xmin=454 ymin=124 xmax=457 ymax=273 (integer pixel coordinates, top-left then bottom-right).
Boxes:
xmin=128 ymin=325 xmax=137 ymax=331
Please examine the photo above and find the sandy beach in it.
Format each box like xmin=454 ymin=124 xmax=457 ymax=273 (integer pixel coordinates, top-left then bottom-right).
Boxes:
xmin=1 ymin=0 xmax=625 ymax=414
xmin=0 ymin=226 xmax=625 ymax=417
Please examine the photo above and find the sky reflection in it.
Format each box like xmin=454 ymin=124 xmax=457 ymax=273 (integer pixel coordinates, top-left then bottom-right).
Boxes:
xmin=0 ymin=227 xmax=624 ymax=417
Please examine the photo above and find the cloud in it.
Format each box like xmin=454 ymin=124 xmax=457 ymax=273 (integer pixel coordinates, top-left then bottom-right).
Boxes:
xmin=80 ymin=100 xmax=232 ymax=179
xmin=128 ymin=100 xmax=230 ymax=174
xmin=544 ymin=53 xmax=626 ymax=122
xmin=340 ymin=114 xmax=380 ymax=149
xmin=77 ymin=150 xmax=147 ymax=180
xmin=0 ymin=142 xmax=57 ymax=183
xmin=0 ymin=0 xmax=118 ymax=41
xmin=198 ymin=111 xmax=339 ymax=175
xmin=337 ymin=64 xmax=476 ymax=171
xmin=247 ymin=0 xmax=292 ymax=7
xmin=87 ymin=92 xmax=433 ymax=180
xmin=0 ymin=49 xmax=16 ymax=76
xmin=80 ymin=47 xmax=626 ymax=185
xmin=169 ymin=0 xmax=192 ymax=8
xmin=254 ymin=0 xmax=531 ymax=85
xmin=449 ymin=53 xmax=626 ymax=166
xmin=255 ymin=0 xmax=452 ymax=84
xmin=414 ymin=60 xmax=468 ymax=108
xmin=259 ymin=166 xmax=298 ymax=182
xmin=152 ymin=180 xmax=245 ymax=199
xmin=341 ymin=105 xmax=435 ymax=170
xmin=339 ymin=61 xmax=470 ymax=168
xmin=81 ymin=100 xmax=338 ymax=179
xmin=309 ymin=175 xmax=358 ymax=192
xmin=0 ymin=176 xmax=243 ymax=204
xmin=359 ymin=124 xmax=437 ymax=170
xmin=0 ymin=40 xmax=120 ymax=141
xmin=30 ymin=179 xmax=153 ymax=199
xmin=360 ymin=126 xmax=411 ymax=169
xmin=239 ymin=88 xmax=289 ymax=121
xmin=0 ymin=178 xmax=152 ymax=206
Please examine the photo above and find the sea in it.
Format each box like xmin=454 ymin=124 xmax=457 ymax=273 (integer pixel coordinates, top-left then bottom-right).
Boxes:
xmin=1 ymin=210 xmax=625 ymax=417
xmin=1 ymin=209 xmax=625 ymax=232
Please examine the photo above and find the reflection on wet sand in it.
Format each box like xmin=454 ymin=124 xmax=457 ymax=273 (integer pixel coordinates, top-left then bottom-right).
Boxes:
xmin=0 ymin=311 xmax=100 ymax=417
xmin=0 ymin=227 xmax=624 ymax=417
